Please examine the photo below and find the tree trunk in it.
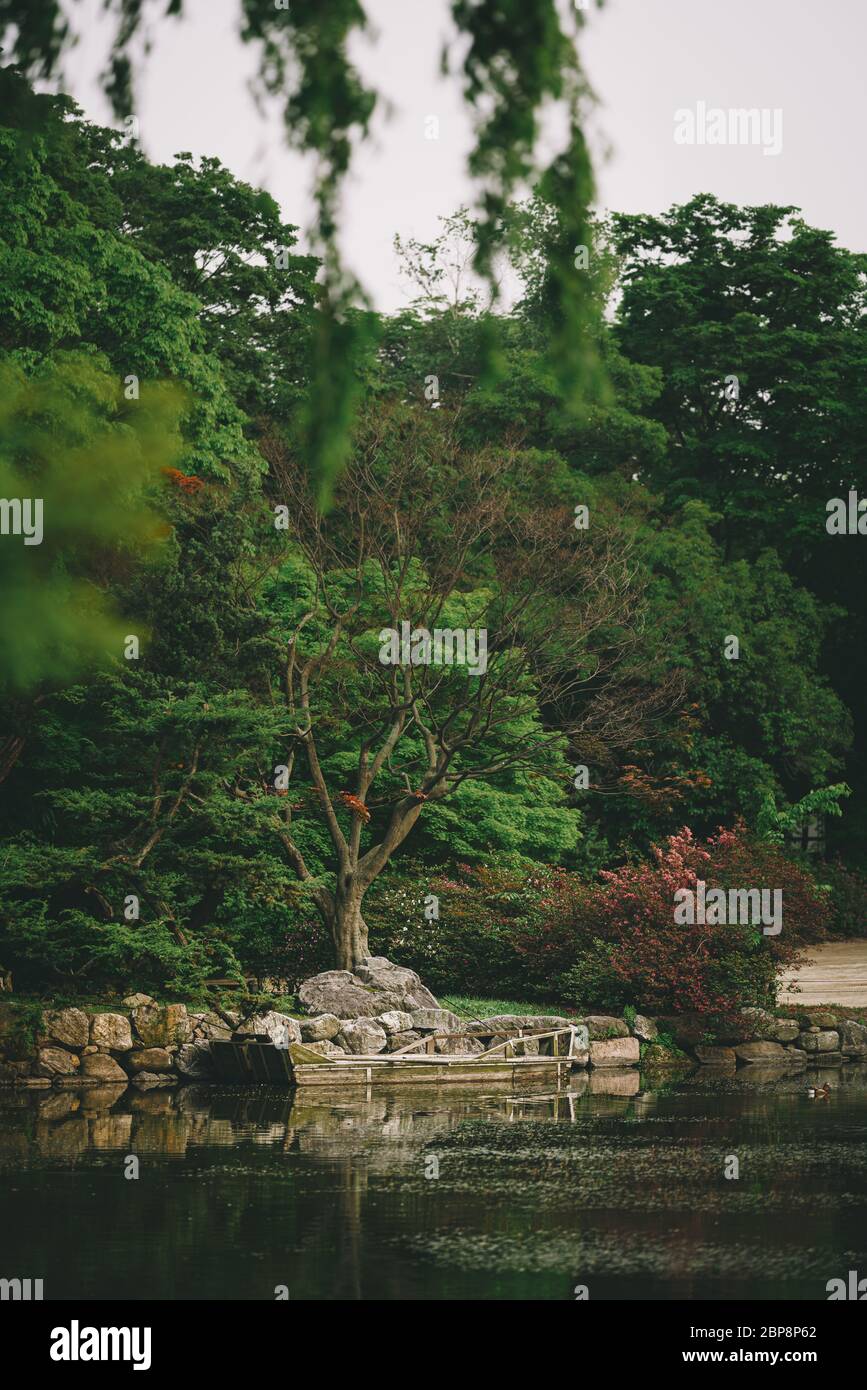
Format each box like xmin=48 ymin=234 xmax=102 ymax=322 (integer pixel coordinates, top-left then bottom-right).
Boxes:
xmin=330 ymin=884 xmax=370 ymax=971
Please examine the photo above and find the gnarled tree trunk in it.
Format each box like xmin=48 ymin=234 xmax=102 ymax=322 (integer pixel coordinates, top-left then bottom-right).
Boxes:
xmin=329 ymin=882 xmax=370 ymax=971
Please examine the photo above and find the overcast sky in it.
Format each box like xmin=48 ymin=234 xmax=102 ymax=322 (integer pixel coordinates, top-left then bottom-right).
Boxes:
xmin=54 ymin=0 xmax=867 ymax=310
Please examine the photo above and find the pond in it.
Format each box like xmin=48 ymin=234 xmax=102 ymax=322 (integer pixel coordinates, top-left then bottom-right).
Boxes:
xmin=2 ymin=1063 xmax=867 ymax=1301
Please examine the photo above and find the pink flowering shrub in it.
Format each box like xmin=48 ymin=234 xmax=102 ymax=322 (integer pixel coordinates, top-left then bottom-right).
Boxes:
xmin=529 ymin=825 xmax=828 ymax=1016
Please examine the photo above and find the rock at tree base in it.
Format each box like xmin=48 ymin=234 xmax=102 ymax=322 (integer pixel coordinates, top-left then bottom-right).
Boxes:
xmin=298 ymin=958 xmax=439 ymax=1019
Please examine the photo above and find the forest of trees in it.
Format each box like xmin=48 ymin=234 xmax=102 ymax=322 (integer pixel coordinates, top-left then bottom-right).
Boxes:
xmin=1 ymin=61 xmax=865 ymax=1009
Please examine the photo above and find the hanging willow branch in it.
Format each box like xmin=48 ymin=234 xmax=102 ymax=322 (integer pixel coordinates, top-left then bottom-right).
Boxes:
xmin=0 ymin=0 xmax=606 ymax=483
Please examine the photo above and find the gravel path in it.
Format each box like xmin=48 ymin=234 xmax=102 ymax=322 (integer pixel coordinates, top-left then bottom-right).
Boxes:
xmin=779 ymin=940 xmax=867 ymax=1008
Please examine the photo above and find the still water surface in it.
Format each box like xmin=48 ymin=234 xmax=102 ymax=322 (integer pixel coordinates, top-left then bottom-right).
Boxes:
xmin=2 ymin=1063 xmax=866 ymax=1300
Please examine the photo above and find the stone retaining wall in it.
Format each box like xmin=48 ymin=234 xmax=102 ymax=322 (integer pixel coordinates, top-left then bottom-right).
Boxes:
xmin=2 ymin=994 xmax=865 ymax=1090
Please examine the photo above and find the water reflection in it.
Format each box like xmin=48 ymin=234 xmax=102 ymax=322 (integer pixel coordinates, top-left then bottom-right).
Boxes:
xmin=2 ymin=1065 xmax=867 ymax=1300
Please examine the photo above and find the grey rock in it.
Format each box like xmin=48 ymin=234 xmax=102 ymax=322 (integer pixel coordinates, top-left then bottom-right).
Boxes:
xmin=122 ymin=994 xmax=155 ymax=1009
xmin=335 ymin=1018 xmax=387 ymax=1055
xmin=354 ymin=956 xmax=439 ymax=1010
xmin=242 ymin=1012 xmax=301 ymax=1047
xmin=385 ymin=1030 xmax=421 ymax=1052
xmin=589 ymin=1037 xmax=640 ymax=1068
xmin=90 ymin=1012 xmax=133 ymax=1052
xmin=300 ymin=1013 xmax=341 ymax=1043
xmin=376 ymin=1010 xmax=414 ymax=1035
xmin=132 ymin=1002 xmax=189 ymax=1047
xmin=466 ymin=1013 xmax=573 ymax=1034
xmin=41 ymin=1007 xmax=89 ymax=1050
xmin=839 ymin=1020 xmax=867 ymax=1052
xmin=189 ymin=1012 xmax=232 ymax=1042
xmin=127 ymin=1047 xmax=174 ymax=1073
xmin=175 ymin=1042 xmax=213 ymax=1078
xmin=798 ymin=1030 xmax=839 ymax=1053
xmin=631 ymin=1014 xmax=658 ymax=1043
xmin=797 ymin=1010 xmax=837 ymax=1029
xmin=80 ymin=1053 xmax=128 ymax=1083
xmin=772 ymin=1019 xmax=801 ymax=1043
xmin=132 ymin=1072 xmax=177 ymax=1089
xmin=410 ymin=1008 xmax=461 ymax=1034
xmin=435 ymin=1034 xmax=485 ymax=1055
xmin=36 ymin=1046 xmax=80 ymax=1077
xmin=298 ymin=957 xmax=439 ymax=1020
xmin=298 ymin=970 xmax=395 ymax=1019
xmin=302 ymin=1040 xmax=345 ymax=1058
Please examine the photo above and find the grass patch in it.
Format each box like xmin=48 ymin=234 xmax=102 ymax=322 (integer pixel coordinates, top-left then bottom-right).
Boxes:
xmin=441 ymin=995 xmax=574 ymax=1020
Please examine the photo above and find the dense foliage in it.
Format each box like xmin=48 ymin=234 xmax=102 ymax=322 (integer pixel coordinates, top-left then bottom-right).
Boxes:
xmin=0 ymin=65 xmax=863 ymax=1009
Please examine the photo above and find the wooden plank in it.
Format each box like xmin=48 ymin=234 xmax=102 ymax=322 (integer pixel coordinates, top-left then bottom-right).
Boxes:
xmin=291 ymin=1058 xmax=571 ymax=1089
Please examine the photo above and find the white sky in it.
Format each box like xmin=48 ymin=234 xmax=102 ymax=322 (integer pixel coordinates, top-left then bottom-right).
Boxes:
xmin=47 ymin=0 xmax=867 ymax=310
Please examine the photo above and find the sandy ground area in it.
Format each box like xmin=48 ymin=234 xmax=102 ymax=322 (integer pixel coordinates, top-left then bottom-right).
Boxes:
xmin=779 ymin=940 xmax=867 ymax=1008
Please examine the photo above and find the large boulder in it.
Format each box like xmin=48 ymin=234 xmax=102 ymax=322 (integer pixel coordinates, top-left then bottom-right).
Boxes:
xmin=335 ymin=1018 xmax=387 ymax=1055
xmin=297 ymin=957 xmax=438 ymax=1020
xmin=90 ymin=1012 xmax=133 ymax=1052
xmin=772 ymin=1019 xmax=801 ymax=1043
xmin=798 ymin=1029 xmax=840 ymax=1053
xmin=799 ymin=1010 xmax=838 ymax=1030
xmin=127 ymin=1047 xmax=174 ymax=1073
xmin=189 ymin=1012 xmax=232 ymax=1042
xmin=41 ymin=1008 xmax=89 ymax=1050
xmin=175 ymin=1042 xmax=213 ymax=1079
xmin=132 ymin=1002 xmax=189 ymax=1047
xmin=376 ymin=1011 xmax=414 ymax=1036
xmin=386 ymin=1030 xmax=421 ymax=1052
xmin=80 ymin=1053 xmax=128 ymax=1083
xmin=242 ymin=1012 xmax=301 ymax=1047
xmin=354 ymin=957 xmax=439 ymax=1010
xmin=36 ymin=1046 xmax=80 ymax=1077
xmin=589 ymin=1037 xmax=640 ymax=1068
xmin=839 ymin=1020 xmax=867 ymax=1055
xmin=300 ymin=1014 xmax=341 ymax=1043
